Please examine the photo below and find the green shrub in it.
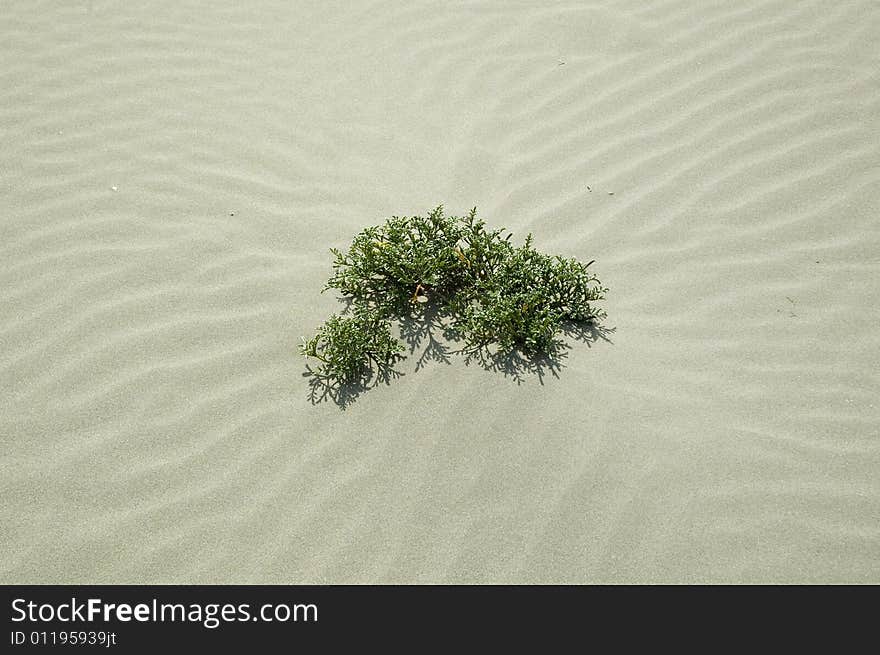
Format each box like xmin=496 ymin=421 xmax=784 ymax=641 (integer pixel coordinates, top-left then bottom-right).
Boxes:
xmin=301 ymin=206 xmax=606 ymax=388
xmin=299 ymin=309 xmax=403 ymax=385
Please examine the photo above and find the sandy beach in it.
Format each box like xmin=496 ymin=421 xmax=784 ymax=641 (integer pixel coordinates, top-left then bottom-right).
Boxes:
xmin=2 ymin=1 xmax=878 ymax=583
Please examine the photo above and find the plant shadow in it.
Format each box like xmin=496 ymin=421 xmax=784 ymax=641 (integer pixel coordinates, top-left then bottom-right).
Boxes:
xmin=399 ymin=304 xmax=454 ymax=372
xmin=455 ymin=320 xmax=615 ymax=385
xmin=303 ymin=361 xmax=404 ymax=410
xmin=304 ymin=309 xmax=615 ymax=408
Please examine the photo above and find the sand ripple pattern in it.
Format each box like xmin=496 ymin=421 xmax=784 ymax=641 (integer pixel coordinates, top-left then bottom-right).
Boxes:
xmin=1 ymin=0 xmax=878 ymax=582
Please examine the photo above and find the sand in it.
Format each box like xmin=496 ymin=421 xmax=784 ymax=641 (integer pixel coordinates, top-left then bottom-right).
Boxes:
xmin=1 ymin=1 xmax=878 ymax=584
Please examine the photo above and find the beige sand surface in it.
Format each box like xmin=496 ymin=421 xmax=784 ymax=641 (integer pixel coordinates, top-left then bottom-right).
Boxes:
xmin=2 ymin=1 xmax=879 ymax=583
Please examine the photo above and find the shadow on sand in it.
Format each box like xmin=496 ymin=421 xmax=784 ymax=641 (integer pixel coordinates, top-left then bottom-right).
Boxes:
xmin=304 ymin=305 xmax=614 ymax=409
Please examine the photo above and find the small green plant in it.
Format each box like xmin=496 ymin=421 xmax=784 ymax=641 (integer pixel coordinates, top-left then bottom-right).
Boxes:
xmin=301 ymin=206 xmax=607 ymax=398
xmin=299 ymin=309 xmax=403 ymax=384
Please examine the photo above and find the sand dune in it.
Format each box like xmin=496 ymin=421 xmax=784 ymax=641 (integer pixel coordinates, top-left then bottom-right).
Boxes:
xmin=1 ymin=0 xmax=878 ymax=583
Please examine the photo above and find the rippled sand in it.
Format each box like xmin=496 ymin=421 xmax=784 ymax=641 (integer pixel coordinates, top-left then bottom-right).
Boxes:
xmin=2 ymin=1 xmax=878 ymax=583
